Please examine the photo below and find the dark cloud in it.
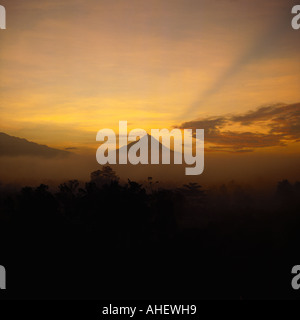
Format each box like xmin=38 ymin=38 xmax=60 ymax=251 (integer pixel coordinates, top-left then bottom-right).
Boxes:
xmin=65 ymin=147 xmax=79 ymax=150
xmin=180 ymin=117 xmax=227 ymax=134
xmin=207 ymin=146 xmax=254 ymax=153
xmin=231 ymin=103 xmax=285 ymax=125
xmin=179 ymin=102 xmax=300 ymax=152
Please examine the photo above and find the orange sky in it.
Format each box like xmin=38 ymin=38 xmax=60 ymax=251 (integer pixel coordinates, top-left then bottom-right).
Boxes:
xmin=0 ymin=0 xmax=299 ymax=153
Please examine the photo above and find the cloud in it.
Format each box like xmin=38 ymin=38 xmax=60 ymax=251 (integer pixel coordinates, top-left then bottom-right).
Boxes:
xmin=231 ymin=103 xmax=285 ymax=125
xmin=65 ymin=147 xmax=79 ymax=150
xmin=178 ymin=102 xmax=300 ymax=152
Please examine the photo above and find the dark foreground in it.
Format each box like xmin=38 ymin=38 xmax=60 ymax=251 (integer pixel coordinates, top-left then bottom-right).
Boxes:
xmin=0 ymin=168 xmax=300 ymax=299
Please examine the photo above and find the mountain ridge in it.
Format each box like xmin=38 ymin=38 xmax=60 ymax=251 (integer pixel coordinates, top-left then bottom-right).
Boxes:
xmin=0 ymin=132 xmax=71 ymax=158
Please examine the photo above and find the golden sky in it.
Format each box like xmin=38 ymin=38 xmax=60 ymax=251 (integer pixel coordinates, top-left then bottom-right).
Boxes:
xmin=0 ymin=0 xmax=299 ymax=152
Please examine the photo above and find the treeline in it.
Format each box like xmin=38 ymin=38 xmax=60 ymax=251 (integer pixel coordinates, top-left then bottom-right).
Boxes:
xmin=0 ymin=167 xmax=300 ymax=299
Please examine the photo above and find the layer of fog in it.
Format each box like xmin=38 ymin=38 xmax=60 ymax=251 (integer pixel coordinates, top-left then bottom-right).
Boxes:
xmin=1 ymin=151 xmax=300 ymax=191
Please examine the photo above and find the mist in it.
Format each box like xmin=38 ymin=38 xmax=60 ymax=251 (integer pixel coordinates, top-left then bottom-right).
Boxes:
xmin=1 ymin=150 xmax=300 ymax=190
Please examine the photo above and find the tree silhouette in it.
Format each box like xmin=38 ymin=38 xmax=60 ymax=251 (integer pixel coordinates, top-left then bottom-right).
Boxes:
xmin=90 ymin=166 xmax=119 ymax=187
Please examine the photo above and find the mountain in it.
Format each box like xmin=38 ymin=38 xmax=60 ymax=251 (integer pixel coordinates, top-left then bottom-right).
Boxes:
xmin=117 ymin=134 xmax=183 ymax=163
xmin=0 ymin=132 xmax=71 ymax=158
xmin=112 ymin=134 xmax=186 ymax=181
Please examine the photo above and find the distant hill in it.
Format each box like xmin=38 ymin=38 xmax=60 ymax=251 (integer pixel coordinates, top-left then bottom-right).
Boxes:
xmin=0 ymin=132 xmax=71 ymax=158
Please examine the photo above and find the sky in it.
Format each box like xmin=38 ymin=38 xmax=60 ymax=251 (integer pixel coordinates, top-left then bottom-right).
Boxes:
xmin=0 ymin=0 xmax=299 ymax=156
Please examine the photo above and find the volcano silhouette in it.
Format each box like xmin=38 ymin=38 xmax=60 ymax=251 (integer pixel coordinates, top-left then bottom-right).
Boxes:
xmin=117 ymin=134 xmax=182 ymax=164
xmin=113 ymin=133 xmax=187 ymax=181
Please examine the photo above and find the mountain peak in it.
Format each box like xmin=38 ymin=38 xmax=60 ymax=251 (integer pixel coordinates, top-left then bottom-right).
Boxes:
xmin=116 ymin=133 xmax=182 ymax=164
